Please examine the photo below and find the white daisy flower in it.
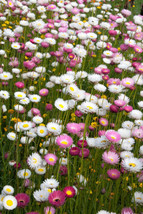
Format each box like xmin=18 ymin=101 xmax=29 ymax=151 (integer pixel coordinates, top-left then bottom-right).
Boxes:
xmin=35 ymin=166 xmax=46 ymax=175
xmin=32 ymin=116 xmax=43 ymax=124
xmin=54 ymin=98 xmax=68 ymax=111
xmin=33 ymin=190 xmax=49 ymax=202
xmin=122 ymin=157 xmax=143 ymax=173
xmin=17 ymin=169 xmax=31 ymax=179
xmin=43 ymin=178 xmax=59 ymax=188
xmin=37 ymin=126 xmax=48 ymax=137
xmin=11 ymin=42 xmax=20 ymax=49
xmin=2 ymin=186 xmax=14 ymax=195
xmin=29 ymin=94 xmax=41 ymax=103
xmin=27 ymin=152 xmax=42 ymax=169
xmin=20 ymin=121 xmax=32 ymax=131
xmin=7 ymin=132 xmax=16 ymax=141
xmin=46 ymin=122 xmax=62 ymax=135
xmin=14 ymin=92 xmax=26 ymax=100
xmin=3 ymin=195 xmax=17 ymax=210
xmin=132 ymin=192 xmax=143 ymax=205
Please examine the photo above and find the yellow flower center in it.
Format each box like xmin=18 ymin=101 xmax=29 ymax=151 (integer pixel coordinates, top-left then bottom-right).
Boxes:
xmin=129 ymin=163 xmax=136 ymax=167
xmin=70 ymin=87 xmax=74 ymax=91
xmin=59 ymin=104 xmax=64 ymax=108
xmin=61 ymin=140 xmax=68 ymax=145
xmin=66 ymin=190 xmax=72 ymax=195
xmin=51 ymin=127 xmax=56 ymax=130
xmin=6 ymin=200 xmax=13 ymax=206
xmin=111 ymin=136 xmax=116 ymax=139
xmin=87 ymin=106 xmax=93 ymax=110
xmin=23 ymin=172 xmax=29 ymax=177
xmin=49 ymin=158 xmax=54 ymax=162
xmin=33 ymin=158 xmax=37 ymax=163
xmin=38 ymin=168 xmax=44 ymax=172
xmin=18 ymin=94 xmax=23 ymax=97
xmin=6 ymin=188 xmax=11 ymax=192
xmin=23 ymin=124 xmax=29 ymax=128
xmin=40 ymin=130 xmax=44 ymax=134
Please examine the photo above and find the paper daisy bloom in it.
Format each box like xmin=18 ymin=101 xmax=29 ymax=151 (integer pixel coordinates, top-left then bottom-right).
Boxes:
xmin=102 ymin=151 xmax=119 ymax=165
xmin=105 ymin=130 xmax=121 ymax=143
xmin=3 ymin=185 xmax=14 ymax=195
xmin=107 ymin=169 xmax=120 ymax=180
xmin=20 ymin=122 xmax=32 ymax=131
xmin=15 ymin=193 xmax=30 ymax=208
xmin=44 ymin=153 xmax=58 ymax=166
xmin=14 ymin=92 xmax=26 ymax=100
xmin=27 ymin=153 xmax=42 ymax=169
xmin=66 ymin=123 xmax=81 ymax=134
xmin=48 ymin=190 xmax=66 ymax=207
xmin=46 ymin=122 xmax=62 ymax=135
xmin=56 ymin=134 xmax=73 ymax=148
xmin=63 ymin=186 xmax=76 ymax=198
xmin=33 ymin=190 xmax=49 ymax=202
xmin=17 ymin=169 xmax=31 ymax=179
xmin=132 ymin=191 xmax=143 ymax=205
xmin=54 ymin=98 xmax=68 ymax=111
xmin=3 ymin=195 xmax=17 ymax=210
xmin=122 ymin=158 xmax=143 ymax=173
xmin=44 ymin=206 xmax=55 ymax=214
xmin=37 ymin=126 xmax=48 ymax=137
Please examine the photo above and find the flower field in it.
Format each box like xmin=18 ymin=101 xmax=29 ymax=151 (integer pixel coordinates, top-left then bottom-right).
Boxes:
xmin=0 ymin=0 xmax=143 ymax=213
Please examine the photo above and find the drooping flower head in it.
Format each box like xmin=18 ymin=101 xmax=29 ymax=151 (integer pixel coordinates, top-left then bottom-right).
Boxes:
xmin=44 ymin=206 xmax=55 ymax=214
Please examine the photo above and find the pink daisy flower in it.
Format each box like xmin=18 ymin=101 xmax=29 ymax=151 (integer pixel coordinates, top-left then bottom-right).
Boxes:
xmin=105 ymin=130 xmax=121 ymax=143
xmin=121 ymin=78 xmax=134 ymax=88
xmin=102 ymin=151 xmax=119 ymax=165
xmin=44 ymin=206 xmax=55 ymax=214
xmin=44 ymin=153 xmax=58 ymax=166
xmin=66 ymin=123 xmax=81 ymax=134
xmin=99 ymin=118 xmax=108 ymax=127
xmin=48 ymin=190 xmax=66 ymax=207
xmin=56 ymin=134 xmax=73 ymax=148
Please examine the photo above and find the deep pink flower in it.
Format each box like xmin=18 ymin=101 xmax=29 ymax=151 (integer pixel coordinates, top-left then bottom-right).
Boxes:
xmin=75 ymin=110 xmax=83 ymax=117
xmin=15 ymin=82 xmax=25 ymax=88
xmin=77 ymin=140 xmax=87 ymax=148
xmin=59 ymin=165 xmax=68 ymax=176
xmin=45 ymin=103 xmax=53 ymax=111
xmin=79 ymin=148 xmax=89 ymax=158
xmin=110 ymin=105 xmax=119 ymax=113
xmin=15 ymin=193 xmax=30 ymax=208
xmin=107 ymin=169 xmax=120 ymax=180
xmin=105 ymin=130 xmax=121 ymax=143
xmin=124 ymin=105 xmax=133 ymax=112
xmin=69 ymin=147 xmax=80 ymax=156
xmin=48 ymin=191 xmax=66 ymax=207
xmin=63 ymin=186 xmax=76 ymax=198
